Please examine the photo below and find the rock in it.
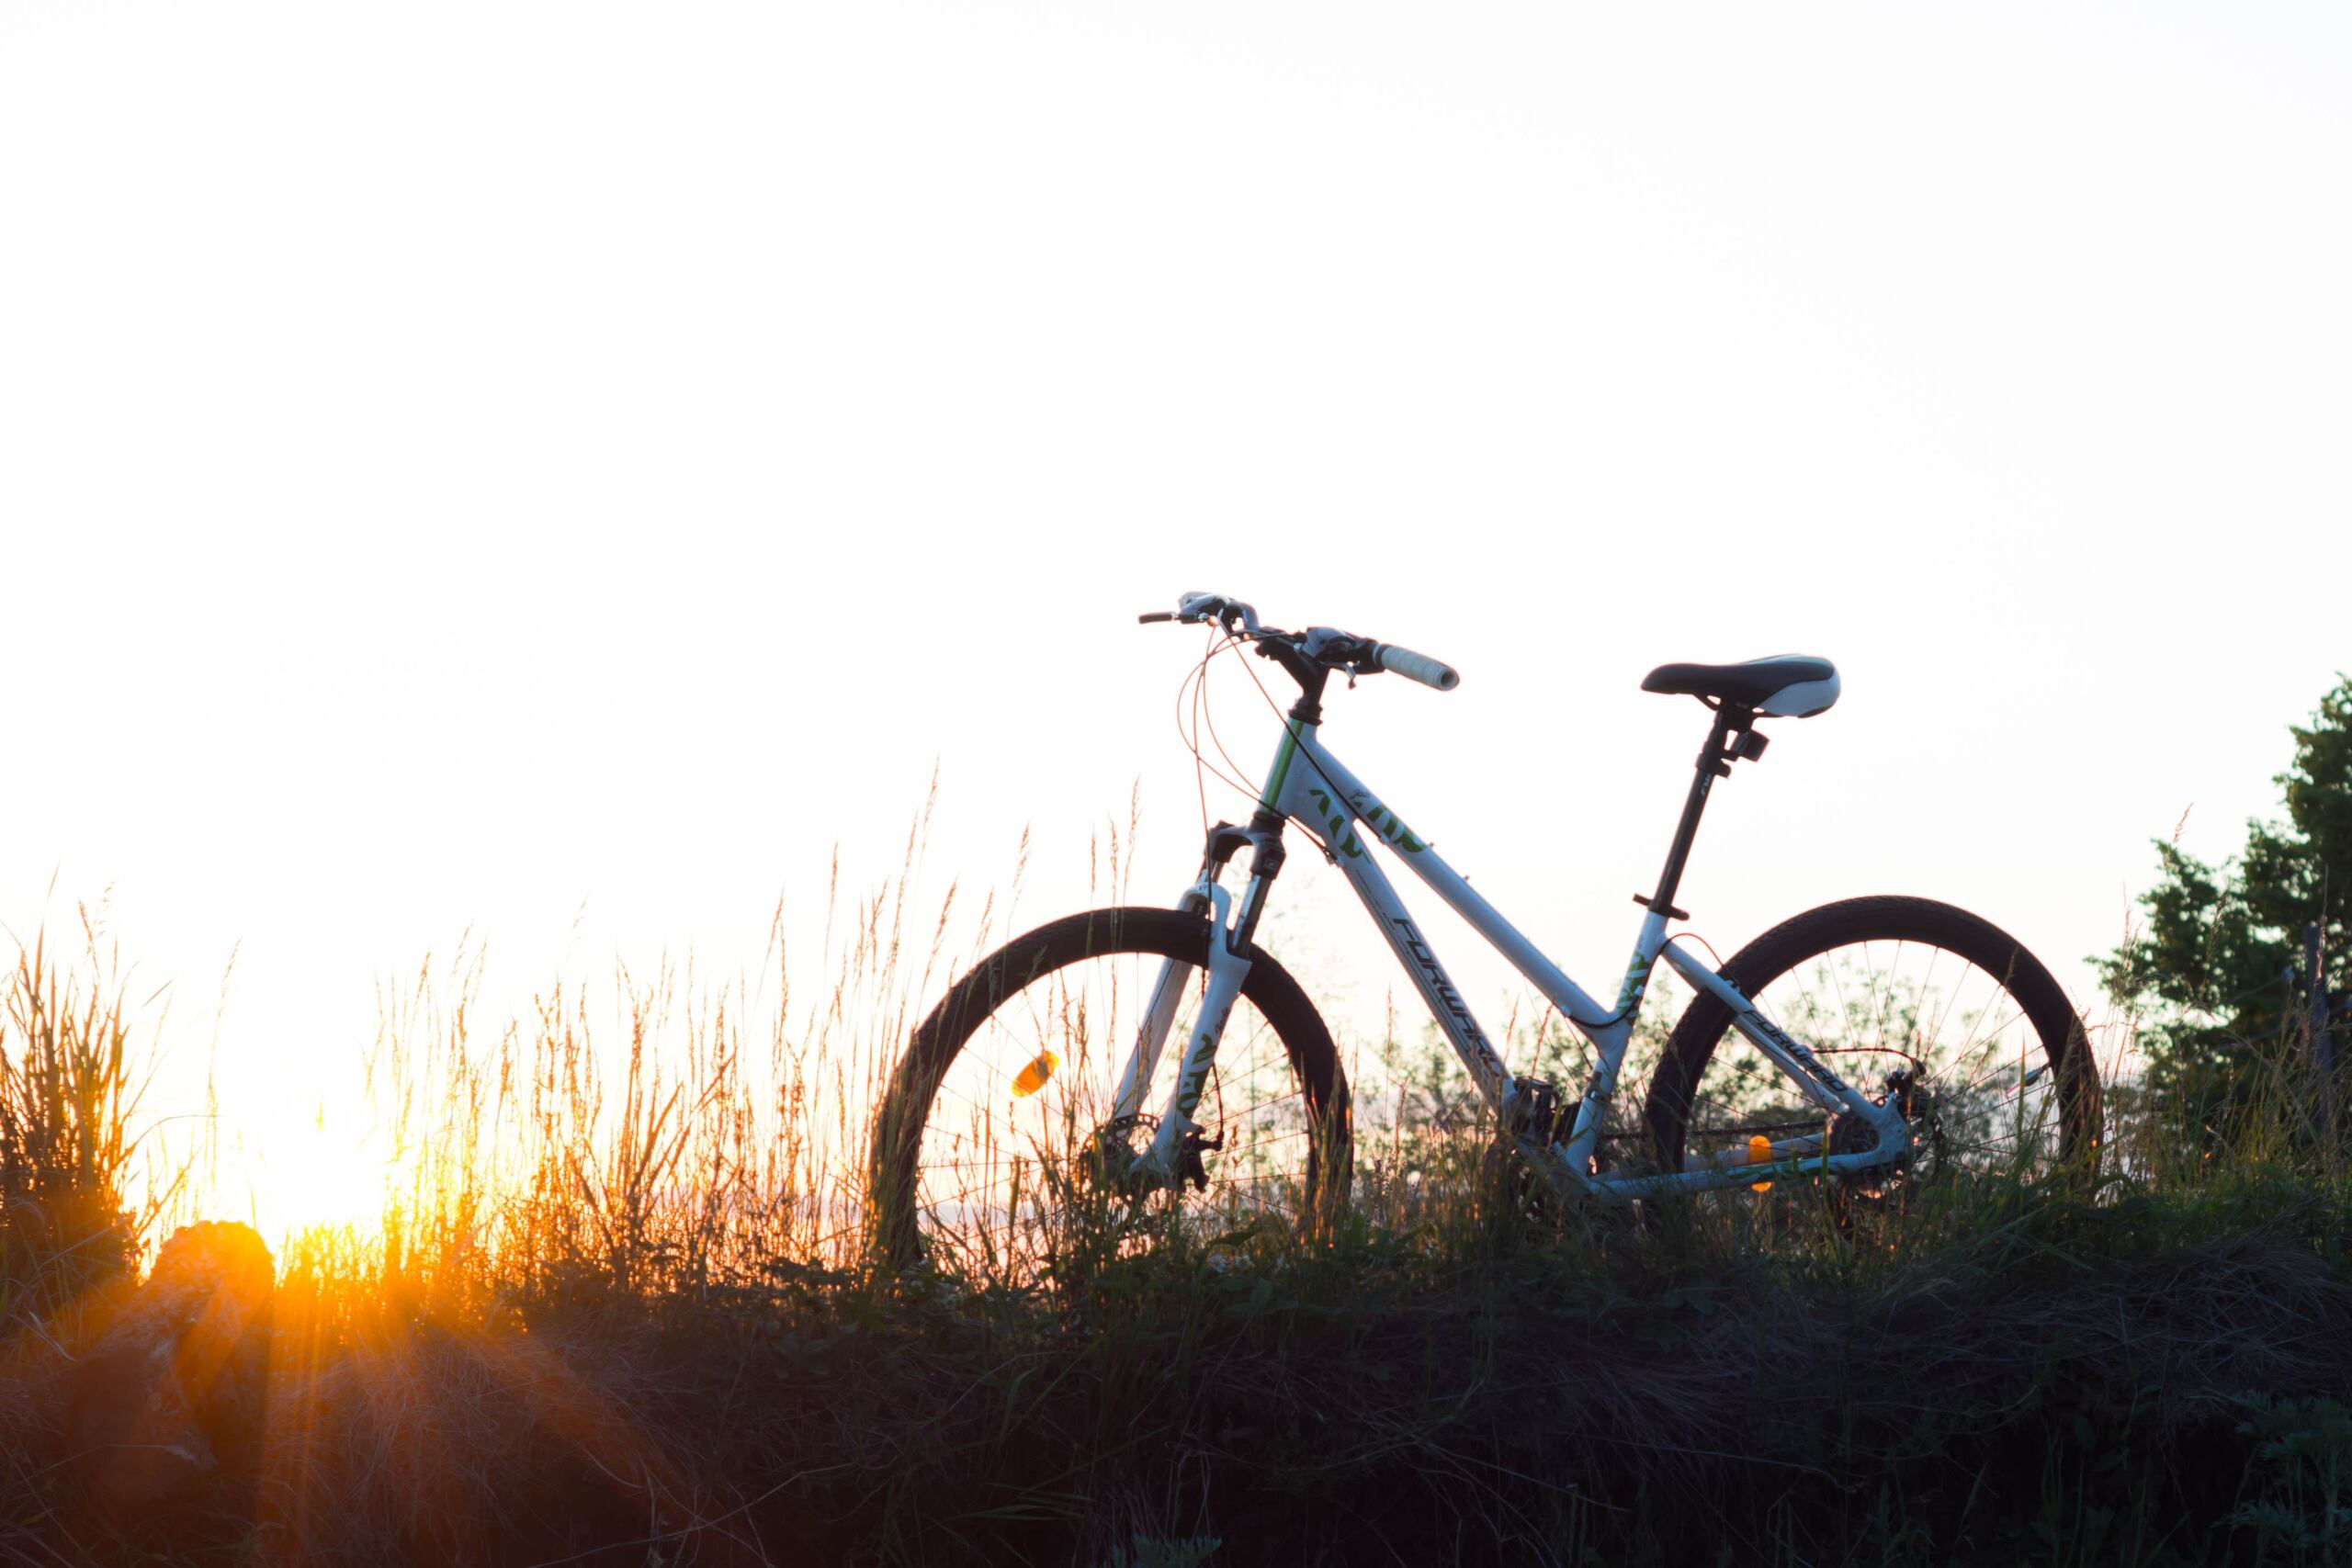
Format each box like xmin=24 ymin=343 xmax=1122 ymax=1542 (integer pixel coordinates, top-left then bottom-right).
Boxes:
xmin=65 ymin=1220 xmax=274 ymax=1512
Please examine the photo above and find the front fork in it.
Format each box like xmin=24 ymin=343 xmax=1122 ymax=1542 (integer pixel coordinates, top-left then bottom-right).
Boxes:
xmin=1113 ymin=820 xmax=1286 ymax=1185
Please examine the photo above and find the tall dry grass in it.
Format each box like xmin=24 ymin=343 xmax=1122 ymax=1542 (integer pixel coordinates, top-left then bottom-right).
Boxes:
xmin=286 ymin=789 xmax=1028 ymax=1307
xmin=0 ymin=911 xmax=192 ymax=1323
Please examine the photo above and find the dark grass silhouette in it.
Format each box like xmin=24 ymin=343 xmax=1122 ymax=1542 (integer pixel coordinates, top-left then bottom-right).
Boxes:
xmin=7 ymin=836 xmax=2352 ymax=1566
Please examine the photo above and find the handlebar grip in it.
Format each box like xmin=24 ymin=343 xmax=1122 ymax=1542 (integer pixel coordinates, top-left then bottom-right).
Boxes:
xmin=1138 ymin=611 xmax=1175 ymax=624
xmin=1374 ymin=642 xmax=1460 ymax=691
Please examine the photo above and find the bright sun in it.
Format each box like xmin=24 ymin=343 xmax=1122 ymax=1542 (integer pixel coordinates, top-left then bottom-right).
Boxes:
xmin=220 ymin=1100 xmax=403 ymax=1246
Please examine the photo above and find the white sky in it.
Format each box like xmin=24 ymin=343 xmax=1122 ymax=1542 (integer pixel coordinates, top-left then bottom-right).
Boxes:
xmin=4 ymin=2 xmax=2348 ymax=1235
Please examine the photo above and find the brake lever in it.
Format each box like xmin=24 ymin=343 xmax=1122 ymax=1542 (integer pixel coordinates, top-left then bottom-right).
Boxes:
xmin=1300 ymin=626 xmax=1378 ymax=677
xmin=1146 ymin=592 xmax=1264 ymax=637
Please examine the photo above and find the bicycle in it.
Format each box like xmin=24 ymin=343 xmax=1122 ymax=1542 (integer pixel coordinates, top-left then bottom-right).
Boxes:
xmin=872 ymin=592 xmax=2101 ymax=1270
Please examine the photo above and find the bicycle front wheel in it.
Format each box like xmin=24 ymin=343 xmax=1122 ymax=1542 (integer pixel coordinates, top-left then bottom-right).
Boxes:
xmin=1643 ymin=897 xmax=2101 ymax=1188
xmin=871 ymin=907 xmax=1351 ymax=1273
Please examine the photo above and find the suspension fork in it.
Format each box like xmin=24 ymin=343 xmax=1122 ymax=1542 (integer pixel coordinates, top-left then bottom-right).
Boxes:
xmin=1108 ymin=820 xmax=1287 ymax=1179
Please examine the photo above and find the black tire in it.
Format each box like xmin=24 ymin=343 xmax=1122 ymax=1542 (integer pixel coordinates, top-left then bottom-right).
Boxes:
xmin=1643 ymin=897 xmax=2100 ymax=1182
xmin=871 ymin=907 xmax=1351 ymax=1272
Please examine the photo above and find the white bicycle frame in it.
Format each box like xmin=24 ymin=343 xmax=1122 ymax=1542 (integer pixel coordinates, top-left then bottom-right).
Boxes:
xmin=1113 ymin=716 xmax=1914 ymax=1202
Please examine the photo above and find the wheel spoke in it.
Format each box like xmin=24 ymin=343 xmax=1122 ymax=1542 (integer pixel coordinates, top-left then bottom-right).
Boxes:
xmin=875 ymin=909 xmax=1345 ymax=1276
xmin=1647 ymin=900 xmax=2096 ymax=1201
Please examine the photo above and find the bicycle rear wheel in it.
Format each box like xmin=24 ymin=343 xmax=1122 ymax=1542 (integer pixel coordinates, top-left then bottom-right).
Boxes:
xmin=871 ymin=907 xmax=1351 ymax=1273
xmin=1643 ymin=897 xmax=2100 ymax=1190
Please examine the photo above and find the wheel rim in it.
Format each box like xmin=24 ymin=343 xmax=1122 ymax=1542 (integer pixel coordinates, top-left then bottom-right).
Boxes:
xmin=1675 ymin=938 xmax=2081 ymax=1186
xmin=903 ymin=946 xmax=1325 ymax=1277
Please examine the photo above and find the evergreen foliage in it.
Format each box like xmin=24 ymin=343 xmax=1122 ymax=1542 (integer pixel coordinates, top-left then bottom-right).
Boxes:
xmin=2101 ymin=676 xmax=2352 ymax=1133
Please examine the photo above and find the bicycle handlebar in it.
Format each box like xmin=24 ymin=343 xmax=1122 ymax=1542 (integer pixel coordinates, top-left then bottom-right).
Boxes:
xmin=1371 ymin=642 xmax=1461 ymax=692
xmin=1138 ymin=592 xmax=1459 ymax=693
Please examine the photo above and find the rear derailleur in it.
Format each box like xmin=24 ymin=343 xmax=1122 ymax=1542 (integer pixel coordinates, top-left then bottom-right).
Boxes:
xmin=1826 ymin=1067 xmax=1943 ymax=1215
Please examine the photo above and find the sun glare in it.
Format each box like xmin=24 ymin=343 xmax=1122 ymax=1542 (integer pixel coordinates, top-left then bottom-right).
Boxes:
xmin=222 ymin=1101 xmax=402 ymax=1246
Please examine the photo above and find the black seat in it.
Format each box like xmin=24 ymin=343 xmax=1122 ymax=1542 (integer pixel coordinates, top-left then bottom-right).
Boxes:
xmin=1641 ymin=655 xmax=1840 ymax=717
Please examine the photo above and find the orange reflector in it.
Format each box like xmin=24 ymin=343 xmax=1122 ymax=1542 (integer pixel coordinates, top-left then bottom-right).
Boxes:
xmin=1747 ymin=1134 xmax=1773 ymax=1191
xmin=1011 ymin=1050 xmax=1059 ymax=1099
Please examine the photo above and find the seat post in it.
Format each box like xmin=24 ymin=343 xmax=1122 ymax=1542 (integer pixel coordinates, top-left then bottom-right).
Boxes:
xmin=1637 ymin=705 xmax=1749 ymax=922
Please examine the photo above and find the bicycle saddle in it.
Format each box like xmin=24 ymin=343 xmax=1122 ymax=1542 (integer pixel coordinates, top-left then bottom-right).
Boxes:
xmin=1641 ymin=656 xmax=1840 ymax=717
